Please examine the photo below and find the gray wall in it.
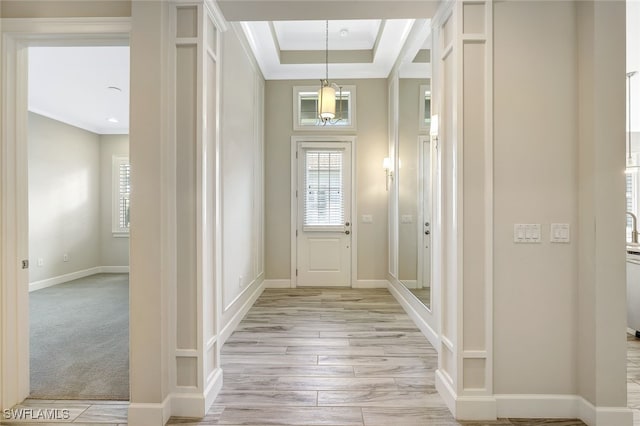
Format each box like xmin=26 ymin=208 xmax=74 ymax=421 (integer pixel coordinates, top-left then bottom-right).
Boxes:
xmin=28 ymin=113 xmax=130 ymax=284
xmin=28 ymin=112 xmax=101 ymax=282
xmin=265 ymin=78 xmax=388 ymax=281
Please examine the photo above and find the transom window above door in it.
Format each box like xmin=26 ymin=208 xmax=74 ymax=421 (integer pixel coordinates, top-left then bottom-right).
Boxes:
xmin=293 ymin=85 xmax=357 ymax=131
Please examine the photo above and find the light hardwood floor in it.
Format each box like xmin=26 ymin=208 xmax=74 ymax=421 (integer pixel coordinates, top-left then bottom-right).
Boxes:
xmin=6 ymin=288 xmax=590 ymax=425
xmin=167 ymin=288 xmax=584 ymax=426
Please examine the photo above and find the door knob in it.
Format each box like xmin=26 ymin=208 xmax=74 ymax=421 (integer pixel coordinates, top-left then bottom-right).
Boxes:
xmin=345 ymin=222 xmax=350 ymax=227
xmin=345 ymin=230 xmax=350 ymax=235
xmin=425 ymin=230 xmax=430 ymax=235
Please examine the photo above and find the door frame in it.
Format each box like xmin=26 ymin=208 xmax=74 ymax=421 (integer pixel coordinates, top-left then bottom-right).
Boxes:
xmin=0 ymin=18 xmax=131 ymax=409
xmin=290 ymin=135 xmax=357 ymax=288
xmin=417 ymin=135 xmax=433 ymax=307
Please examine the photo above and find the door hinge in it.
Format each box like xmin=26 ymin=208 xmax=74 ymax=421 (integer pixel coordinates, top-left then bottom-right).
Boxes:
xmin=296 ymin=229 xmax=298 ymax=237
xmin=21 ymin=259 xmax=29 ymax=269
xmin=296 ymin=269 xmax=298 ymax=276
xmin=296 ymin=190 xmax=298 ymax=198
xmin=296 ymin=151 xmax=298 ymax=159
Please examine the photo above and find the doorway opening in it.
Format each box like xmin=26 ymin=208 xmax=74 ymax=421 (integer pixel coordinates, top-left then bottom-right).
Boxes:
xmin=27 ymin=45 xmax=130 ymax=401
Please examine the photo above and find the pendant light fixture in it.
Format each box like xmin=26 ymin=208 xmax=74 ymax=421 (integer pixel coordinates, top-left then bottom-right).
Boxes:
xmin=627 ymin=71 xmax=638 ymax=173
xmin=318 ymin=20 xmax=343 ymax=125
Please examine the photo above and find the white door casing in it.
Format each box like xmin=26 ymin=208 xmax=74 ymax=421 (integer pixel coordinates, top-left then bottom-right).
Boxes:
xmin=291 ymin=137 xmax=356 ymax=287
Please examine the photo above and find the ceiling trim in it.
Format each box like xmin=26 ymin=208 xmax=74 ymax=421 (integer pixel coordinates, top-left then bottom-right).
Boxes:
xmin=241 ymin=19 xmax=416 ymax=80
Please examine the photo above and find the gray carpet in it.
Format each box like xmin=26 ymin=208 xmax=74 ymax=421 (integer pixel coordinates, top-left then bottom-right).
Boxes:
xmin=29 ymin=273 xmax=129 ymax=400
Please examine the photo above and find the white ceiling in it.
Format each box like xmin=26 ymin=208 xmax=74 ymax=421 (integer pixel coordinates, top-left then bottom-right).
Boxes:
xmin=28 ymin=46 xmax=129 ymax=135
xmin=273 ymin=20 xmax=382 ymax=51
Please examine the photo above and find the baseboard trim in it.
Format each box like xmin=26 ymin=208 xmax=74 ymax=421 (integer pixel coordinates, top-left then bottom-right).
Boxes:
xmin=387 ymin=279 xmax=439 ymax=348
xmin=29 ymin=267 xmax=101 ymax=292
xmin=204 ymin=368 xmax=223 ymax=413
xmin=435 ymin=369 xmax=456 ymax=415
xmin=578 ymin=397 xmax=633 ymax=426
xmin=495 ymin=394 xmax=632 ymax=426
xmin=435 ymin=370 xmax=497 ymax=420
xmin=170 ymin=368 xmax=223 ymax=419
xmin=219 ymin=279 xmax=265 ymax=346
xmin=128 ymin=394 xmax=171 ymax=426
xmin=353 ymin=279 xmax=389 ymax=288
xmin=101 ymin=266 xmax=129 ymax=273
xmin=29 ymin=266 xmax=130 ymax=292
xmin=263 ymin=279 xmax=291 ymax=288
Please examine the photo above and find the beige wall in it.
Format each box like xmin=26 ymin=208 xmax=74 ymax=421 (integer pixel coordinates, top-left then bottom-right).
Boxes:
xmin=398 ymin=78 xmax=427 ymax=282
xmin=99 ymin=134 xmax=129 ymax=267
xmin=28 ymin=112 xmax=101 ymax=282
xmin=493 ymin=0 xmax=578 ymax=395
xmin=220 ymin=25 xmax=265 ymax=319
xmin=1 ymin=1 xmax=130 ymax=18
xmin=264 ymin=78 xmax=388 ymax=281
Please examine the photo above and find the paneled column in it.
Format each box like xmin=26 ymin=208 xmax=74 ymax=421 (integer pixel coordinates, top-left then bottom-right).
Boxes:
xmin=433 ymin=0 xmax=496 ymax=419
xmin=171 ymin=0 xmax=226 ymax=417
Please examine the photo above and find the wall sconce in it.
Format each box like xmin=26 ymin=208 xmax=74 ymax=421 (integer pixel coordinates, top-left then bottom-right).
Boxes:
xmin=383 ymin=157 xmax=393 ymax=191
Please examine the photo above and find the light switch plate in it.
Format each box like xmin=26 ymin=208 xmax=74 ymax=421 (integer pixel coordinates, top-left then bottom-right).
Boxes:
xmin=550 ymin=223 xmax=570 ymax=243
xmin=361 ymin=214 xmax=373 ymax=224
xmin=514 ymin=224 xmax=541 ymax=243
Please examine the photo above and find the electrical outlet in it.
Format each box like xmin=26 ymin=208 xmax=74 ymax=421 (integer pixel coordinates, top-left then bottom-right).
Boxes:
xmin=63 ymin=253 xmax=69 ymax=262
xmin=37 ymin=258 xmax=44 ymax=267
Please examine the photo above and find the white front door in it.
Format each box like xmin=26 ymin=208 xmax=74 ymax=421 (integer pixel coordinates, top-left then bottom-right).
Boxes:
xmin=296 ymin=141 xmax=352 ymax=287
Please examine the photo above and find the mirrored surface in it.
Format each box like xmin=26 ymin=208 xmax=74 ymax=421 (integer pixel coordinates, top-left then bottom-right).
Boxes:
xmin=398 ymin=78 xmax=431 ymax=309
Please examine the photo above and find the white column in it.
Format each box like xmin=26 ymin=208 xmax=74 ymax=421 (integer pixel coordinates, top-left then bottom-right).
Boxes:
xmin=171 ymin=0 xmax=226 ymax=417
xmin=128 ymin=2 xmax=173 ymax=424
xmin=577 ymin=1 xmax=631 ymax=424
xmin=129 ymin=1 xmax=225 ymax=423
xmin=433 ymin=0 xmax=496 ymax=419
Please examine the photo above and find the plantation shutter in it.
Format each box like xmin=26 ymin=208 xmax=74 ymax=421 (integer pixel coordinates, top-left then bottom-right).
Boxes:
xmin=304 ymin=150 xmax=344 ymax=227
xmin=119 ymin=163 xmax=131 ymax=230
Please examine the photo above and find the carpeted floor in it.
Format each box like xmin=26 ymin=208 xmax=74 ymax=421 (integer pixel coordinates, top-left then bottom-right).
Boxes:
xmin=29 ymin=273 xmax=129 ymax=400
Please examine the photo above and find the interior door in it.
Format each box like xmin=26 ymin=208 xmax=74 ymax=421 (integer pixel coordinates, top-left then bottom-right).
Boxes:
xmin=296 ymin=142 xmax=352 ymax=287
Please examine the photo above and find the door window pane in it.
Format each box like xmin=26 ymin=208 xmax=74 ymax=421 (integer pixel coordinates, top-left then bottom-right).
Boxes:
xmin=304 ymin=150 xmax=344 ymax=226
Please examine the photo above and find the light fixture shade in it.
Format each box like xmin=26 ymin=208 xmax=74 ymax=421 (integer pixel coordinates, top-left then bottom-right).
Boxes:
xmin=318 ymin=85 xmax=336 ymax=120
xmin=382 ymin=157 xmax=391 ymax=171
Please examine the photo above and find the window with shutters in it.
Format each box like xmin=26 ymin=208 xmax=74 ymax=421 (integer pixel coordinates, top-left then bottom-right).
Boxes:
xmin=303 ymin=149 xmax=344 ymax=230
xmin=293 ymin=85 xmax=356 ymax=131
xmin=112 ymin=156 xmax=130 ymax=236
xmin=419 ymin=84 xmax=432 ymax=132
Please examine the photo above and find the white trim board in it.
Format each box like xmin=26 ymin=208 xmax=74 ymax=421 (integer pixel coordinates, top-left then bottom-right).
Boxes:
xmin=171 ymin=368 xmax=223 ymax=418
xmin=29 ymin=266 xmax=130 ymax=292
xmin=353 ymin=280 xmax=388 ymax=288
xmin=264 ymin=279 xmax=292 ymax=288
xmin=388 ymin=278 xmax=439 ymax=349
xmin=128 ymin=394 xmax=171 ymax=426
xmin=495 ymin=394 xmax=632 ymax=426
xmin=219 ymin=279 xmax=265 ymax=346
xmin=432 ymin=380 xmax=634 ymax=426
